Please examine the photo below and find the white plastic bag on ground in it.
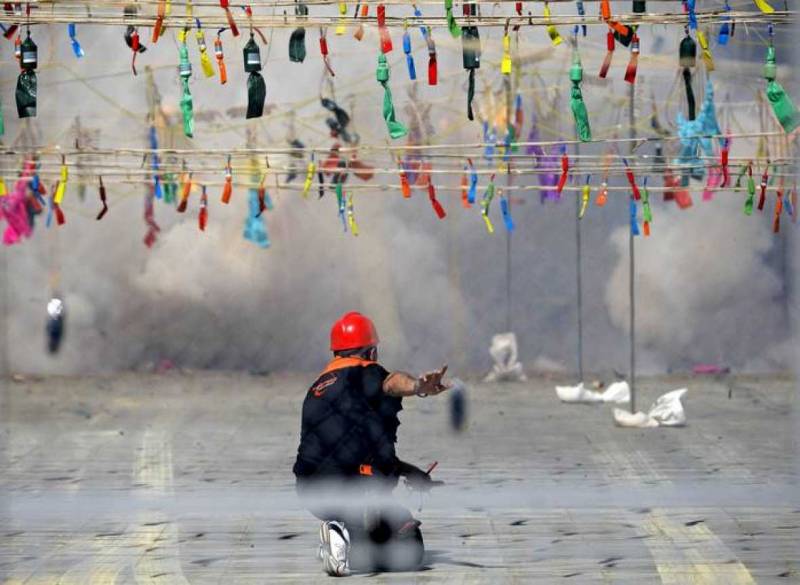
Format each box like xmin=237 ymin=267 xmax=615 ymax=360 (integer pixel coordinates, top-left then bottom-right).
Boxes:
xmin=484 ymin=332 xmax=527 ymax=382
xmin=613 ymin=388 xmax=688 ymax=428
xmin=555 ymin=381 xmax=630 ymax=404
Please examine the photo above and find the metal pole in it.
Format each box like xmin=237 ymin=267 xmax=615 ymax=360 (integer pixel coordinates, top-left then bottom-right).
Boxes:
xmin=575 ymin=139 xmax=584 ymax=382
xmin=628 ymin=81 xmax=637 ymax=414
xmin=0 ymin=248 xmax=7 ymax=378
xmin=506 ymin=194 xmax=512 ymax=333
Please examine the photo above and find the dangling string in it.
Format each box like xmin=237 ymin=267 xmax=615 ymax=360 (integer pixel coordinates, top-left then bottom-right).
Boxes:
xmin=96 ymin=177 xmax=108 ymax=220
xmin=403 ymin=23 xmax=416 ymax=80
xmin=764 ymin=29 xmax=800 ymax=134
xmin=679 ymin=30 xmax=697 ymax=120
xmin=319 ymin=28 xmax=335 ymax=76
xmin=427 ymin=175 xmax=446 ymax=219
xmin=376 ymin=54 xmax=407 ymax=139
xmin=377 ymin=4 xmax=393 ymax=52
xmin=624 ymin=30 xmax=639 ymax=84
xmin=68 ymin=23 xmax=84 ymax=58
xmin=214 ymin=31 xmax=228 ymax=83
xmin=195 ymin=19 xmax=215 ymax=78
xmin=599 ymin=30 xmax=614 ymax=78
xmin=444 ymin=0 xmax=461 ymax=38
xmin=642 ymin=177 xmax=652 ymax=236
xmin=199 ymin=185 xmax=208 ymax=231
xmin=579 ymin=175 xmax=590 ymax=218
xmin=570 ymin=43 xmax=591 ymax=142
xmin=481 ymin=174 xmax=495 ymax=233
xmin=178 ymin=37 xmax=194 ymax=137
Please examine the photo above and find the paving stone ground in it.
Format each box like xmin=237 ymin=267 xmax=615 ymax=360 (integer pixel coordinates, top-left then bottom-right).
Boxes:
xmin=1 ymin=372 xmax=798 ymax=583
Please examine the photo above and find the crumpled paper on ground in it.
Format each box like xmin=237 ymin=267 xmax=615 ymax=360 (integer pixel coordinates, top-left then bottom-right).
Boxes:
xmin=484 ymin=332 xmax=527 ymax=382
xmin=613 ymin=388 xmax=688 ymax=428
xmin=555 ymin=381 xmax=631 ymax=404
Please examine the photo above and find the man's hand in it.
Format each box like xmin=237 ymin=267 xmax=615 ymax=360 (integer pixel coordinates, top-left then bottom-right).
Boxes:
xmin=416 ymin=364 xmax=449 ymax=396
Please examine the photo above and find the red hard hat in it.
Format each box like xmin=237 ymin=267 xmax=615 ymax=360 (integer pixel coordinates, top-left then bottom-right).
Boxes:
xmin=330 ymin=311 xmax=379 ymax=351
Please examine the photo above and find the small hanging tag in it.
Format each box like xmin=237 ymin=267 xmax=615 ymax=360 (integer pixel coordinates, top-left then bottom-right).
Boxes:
xmin=347 ymin=193 xmax=360 ymax=236
xmin=427 ymin=177 xmax=446 ymax=219
xmin=744 ymin=164 xmax=755 ymax=215
xmin=68 ymin=23 xmax=84 ymax=58
xmin=720 ymin=137 xmax=731 ymax=187
xmin=773 ymin=182 xmax=783 ymax=233
xmin=319 ymin=29 xmax=335 ymax=76
xmin=599 ymin=31 xmax=615 ymax=78
xmin=624 ymin=33 xmax=639 ymax=84
xmin=196 ymin=22 xmax=215 ymax=78
xmin=642 ymin=177 xmax=652 ymax=236
xmin=481 ymin=175 xmax=496 ymax=233
xmin=178 ymin=42 xmax=194 ymax=137
xmin=444 ymin=0 xmax=462 ymax=38
xmin=629 ymin=199 xmax=640 ymax=236
xmin=461 ymin=168 xmax=469 ymax=208
xmin=718 ymin=1 xmax=732 ymax=45
xmin=556 ymin=151 xmax=569 ymax=194
xmin=753 ymin=0 xmax=775 ymax=13
xmin=570 ymin=49 xmax=592 ymax=141
xmin=199 ymin=185 xmax=209 ymax=231
xmin=696 ymin=30 xmax=714 ymax=71
xmin=335 ymin=179 xmax=347 ymax=231
xmin=220 ymin=0 xmax=240 ymax=36
xmin=403 ymin=28 xmax=416 ymax=80
xmin=178 ymin=171 xmax=193 ymax=212
xmin=96 ymin=177 xmax=108 ymax=220
xmin=377 ymin=5 xmax=393 ymax=52
xmin=221 ymin=159 xmax=233 ymax=203
xmin=426 ymin=33 xmax=438 ymax=85
xmin=335 ymin=2 xmax=347 ymax=35
xmin=215 ymin=33 xmax=228 ymax=83
xmin=501 ymin=29 xmax=512 ymax=75
xmin=302 ymin=156 xmax=316 ymax=198
xmin=579 ymin=176 xmax=590 ymax=218
xmin=758 ymin=165 xmax=769 ymax=211
xmin=623 ymin=158 xmax=641 ymax=200
xmin=500 ymin=193 xmax=514 ymax=232
xmin=543 ymin=2 xmax=562 ymax=46
xmin=53 ymin=163 xmax=68 ymax=205
xmin=467 ymin=158 xmax=478 ymax=204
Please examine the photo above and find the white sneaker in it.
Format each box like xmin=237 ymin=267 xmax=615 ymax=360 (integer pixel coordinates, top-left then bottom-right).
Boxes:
xmin=319 ymin=521 xmax=350 ymax=576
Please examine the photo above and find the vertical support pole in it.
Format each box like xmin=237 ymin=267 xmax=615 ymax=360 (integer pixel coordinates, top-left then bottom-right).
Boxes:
xmin=628 ymin=81 xmax=637 ymax=414
xmin=575 ymin=139 xmax=584 ymax=382
xmin=0 ymin=248 xmax=7 ymax=378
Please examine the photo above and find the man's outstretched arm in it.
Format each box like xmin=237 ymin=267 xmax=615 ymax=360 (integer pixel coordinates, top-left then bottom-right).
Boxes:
xmin=383 ymin=365 xmax=449 ymax=397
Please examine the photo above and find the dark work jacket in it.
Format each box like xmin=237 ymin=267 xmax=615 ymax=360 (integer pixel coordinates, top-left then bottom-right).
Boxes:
xmin=293 ymin=357 xmax=403 ymax=484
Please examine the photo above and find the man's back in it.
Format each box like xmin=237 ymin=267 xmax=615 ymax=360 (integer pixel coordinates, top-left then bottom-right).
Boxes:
xmin=293 ymin=357 xmax=401 ymax=480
